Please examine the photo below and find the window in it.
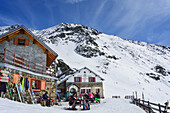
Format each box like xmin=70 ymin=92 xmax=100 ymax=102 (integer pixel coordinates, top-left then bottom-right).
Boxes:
xmin=87 ymin=89 xmax=91 ymax=93
xmin=18 ymin=39 xmax=25 ymax=45
xmin=74 ymin=77 xmax=82 ymax=82
xmin=89 ymin=77 xmax=95 ymax=82
xmin=81 ymin=89 xmax=85 ymax=93
xmin=80 ymin=89 xmax=91 ymax=94
xmin=96 ymin=88 xmax=100 ymax=93
xmin=29 ymin=78 xmax=46 ymax=91
xmin=32 ymin=79 xmax=41 ymax=89
xmin=14 ymin=38 xmax=29 ymax=46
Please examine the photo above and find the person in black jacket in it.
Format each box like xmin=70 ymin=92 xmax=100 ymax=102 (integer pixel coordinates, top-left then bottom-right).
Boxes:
xmin=43 ymin=92 xmax=48 ymax=100
xmin=0 ymin=82 xmax=7 ymax=98
xmin=94 ymin=92 xmax=100 ymax=103
xmin=43 ymin=91 xmax=50 ymax=107
xmin=69 ymin=93 xmax=78 ymax=110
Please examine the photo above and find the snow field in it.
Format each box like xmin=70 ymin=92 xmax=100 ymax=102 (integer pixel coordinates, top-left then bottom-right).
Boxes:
xmin=0 ymin=98 xmax=145 ymax=113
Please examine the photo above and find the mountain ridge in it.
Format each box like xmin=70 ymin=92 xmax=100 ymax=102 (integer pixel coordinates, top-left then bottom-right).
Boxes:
xmin=0 ymin=24 xmax=170 ymax=103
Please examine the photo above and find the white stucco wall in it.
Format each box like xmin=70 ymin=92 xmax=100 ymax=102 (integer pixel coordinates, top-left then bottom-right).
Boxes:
xmin=66 ymin=68 xmax=103 ymax=83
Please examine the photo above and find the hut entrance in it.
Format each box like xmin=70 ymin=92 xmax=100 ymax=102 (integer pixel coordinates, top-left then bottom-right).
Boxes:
xmin=70 ymin=88 xmax=76 ymax=94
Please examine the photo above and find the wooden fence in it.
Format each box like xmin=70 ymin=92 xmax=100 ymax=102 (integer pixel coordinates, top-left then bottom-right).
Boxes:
xmin=133 ymin=98 xmax=170 ymax=113
xmin=112 ymin=96 xmax=121 ymax=98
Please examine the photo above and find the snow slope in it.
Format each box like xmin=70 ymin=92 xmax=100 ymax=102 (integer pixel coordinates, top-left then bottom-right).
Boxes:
xmin=0 ymin=98 xmax=145 ymax=113
xmin=0 ymin=24 xmax=170 ymax=104
xmin=32 ymin=23 xmax=170 ymax=104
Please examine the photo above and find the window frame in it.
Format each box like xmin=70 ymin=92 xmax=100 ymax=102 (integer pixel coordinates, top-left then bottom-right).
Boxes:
xmin=29 ymin=78 xmax=46 ymax=91
xmin=89 ymin=77 xmax=95 ymax=82
xmin=95 ymin=88 xmax=100 ymax=93
xmin=18 ymin=39 xmax=26 ymax=45
xmin=74 ymin=77 xmax=82 ymax=82
xmin=13 ymin=38 xmax=29 ymax=46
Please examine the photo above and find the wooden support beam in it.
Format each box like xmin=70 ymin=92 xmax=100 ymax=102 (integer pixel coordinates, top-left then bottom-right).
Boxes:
xmin=45 ymin=49 xmax=48 ymax=54
xmin=33 ymin=39 xmax=36 ymax=44
xmin=20 ymin=29 xmax=24 ymax=34
xmin=6 ymin=36 xmax=10 ymax=42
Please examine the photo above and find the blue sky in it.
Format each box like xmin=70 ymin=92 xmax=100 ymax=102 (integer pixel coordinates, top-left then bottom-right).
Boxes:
xmin=1 ymin=0 xmax=170 ymax=46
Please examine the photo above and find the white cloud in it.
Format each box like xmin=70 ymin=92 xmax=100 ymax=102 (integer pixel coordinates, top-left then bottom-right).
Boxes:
xmin=0 ymin=16 xmax=18 ymax=26
xmin=65 ymin=0 xmax=87 ymax=4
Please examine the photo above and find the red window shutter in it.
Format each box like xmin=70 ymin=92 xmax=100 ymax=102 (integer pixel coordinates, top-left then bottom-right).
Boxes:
xmin=41 ymin=80 xmax=46 ymax=90
xmin=93 ymin=77 xmax=95 ymax=82
xmin=28 ymin=78 xmax=32 ymax=90
xmin=25 ymin=39 xmax=29 ymax=46
xmin=13 ymin=73 xmax=19 ymax=84
xmin=74 ymin=77 xmax=76 ymax=82
xmin=80 ymin=77 xmax=82 ymax=82
xmin=89 ymin=77 xmax=90 ymax=82
xmin=13 ymin=38 xmax=18 ymax=45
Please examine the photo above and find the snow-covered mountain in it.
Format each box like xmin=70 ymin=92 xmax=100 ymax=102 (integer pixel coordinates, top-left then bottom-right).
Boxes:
xmin=1 ymin=23 xmax=170 ymax=103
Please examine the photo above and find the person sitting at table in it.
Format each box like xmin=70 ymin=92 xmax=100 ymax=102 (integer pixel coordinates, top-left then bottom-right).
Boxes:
xmin=88 ymin=92 xmax=94 ymax=103
xmin=69 ymin=93 xmax=79 ymax=110
xmin=94 ymin=92 xmax=100 ymax=103
xmin=83 ymin=96 xmax=90 ymax=110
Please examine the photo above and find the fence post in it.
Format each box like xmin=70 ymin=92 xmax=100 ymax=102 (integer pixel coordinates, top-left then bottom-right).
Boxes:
xmin=13 ymin=52 xmax=15 ymax=65
xmin=42 ymin=65 xmax=44 ymax=74
xmin=158 ymin=103 xmax=161 ymax=113
xmin=142 ymin=100 xmax=145 ymax=110
xmin=28 ymin=60 xmax=30 ymax=70
xmin=138 ymin=99 xmax=140 ymax=107
xmin=135 ymin=91 xmax=137 ymax=99
xmin=3 ymin=48 xmax=7 ymax=63
xmin=34 ymin=63 xmax=36 ymax=72
xmin=21 ymin=57 xmax=24 ymax=68
xmin=148 ymin=101 xmax=151 ymax=113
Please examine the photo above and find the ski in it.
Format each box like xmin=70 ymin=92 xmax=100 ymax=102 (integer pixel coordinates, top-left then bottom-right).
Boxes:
xmin=6 ymin=83 xmax=14 ymax=100
xmin=15 ymin=83 xmax=22 ymax=103
xmin=22 ymin=91 xmax=28 ymax=104
xmin=31 ymin=86 xmax=37 ymax=104
xmin=28 ymin=89 xmax=34 ymax=104
xmin=19 ymin=83 xmax=25 ymax=103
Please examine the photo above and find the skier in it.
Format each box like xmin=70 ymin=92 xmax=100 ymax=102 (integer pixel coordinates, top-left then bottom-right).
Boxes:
xmin=69 ymin=93 xmax=78 ymax=110
xmin=83 ymin=96 xmax=90 ymax=110
xmin=88 ymin=92 xmax=94 ymax=103
xmin=84 ymin=93 xmax=89 ymax=99
xmin=0 ymin=68 xmax=9 ymax=98
xmin=94 ymin=92 xmax=100 ymax=103
xmin=42 ymin=91 xmax=50 ymax=107
xmin=56 ymin=92 xmax=61 ymax=105
xmin=0 ymin=82 xmax=7 ymax=98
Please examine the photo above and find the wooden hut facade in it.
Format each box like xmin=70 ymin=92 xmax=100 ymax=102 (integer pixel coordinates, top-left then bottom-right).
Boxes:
xmin=0 ymin=25 xmax=58 ymax=103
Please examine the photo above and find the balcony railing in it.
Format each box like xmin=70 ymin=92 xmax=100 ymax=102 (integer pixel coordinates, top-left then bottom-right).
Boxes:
xmin=0 ymin=48 xmax=56 ymax=76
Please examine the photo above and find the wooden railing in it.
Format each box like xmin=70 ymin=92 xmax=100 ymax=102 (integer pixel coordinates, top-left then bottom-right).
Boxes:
xmin=133 ymin=98 xmax=170 ymax=113
xmin=0 ymin=48 xmax=56 ymax=76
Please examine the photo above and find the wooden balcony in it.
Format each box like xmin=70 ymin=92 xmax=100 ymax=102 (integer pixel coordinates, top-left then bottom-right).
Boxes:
xmin=0 ymin=48 xmax=56 ymax=77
